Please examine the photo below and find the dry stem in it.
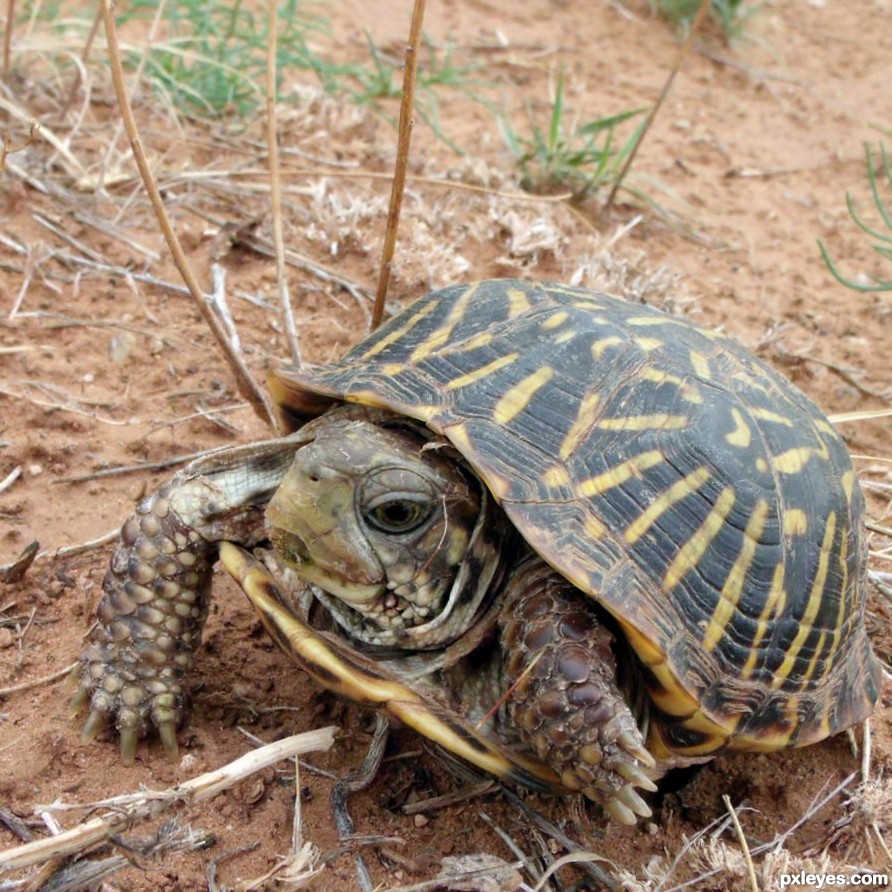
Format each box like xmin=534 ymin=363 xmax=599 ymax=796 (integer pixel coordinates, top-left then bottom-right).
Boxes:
xmin=605 ymin=0 xmax=710 ymax=210
xmin=371 ymin=0 xmax=426 ymax=330
xmin=266 ymin=0 xmax=302 ymax=367
xmin=97 ymin=0 xmax=278 ymax=431
xmin=0 ymin=728 xmax=336 ymax=874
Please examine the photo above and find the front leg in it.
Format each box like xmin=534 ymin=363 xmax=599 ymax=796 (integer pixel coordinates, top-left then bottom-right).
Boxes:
xmin=499 ymin=560 xmax=659 ymax=825
xmin=72 ymin=437 xmax=305 ymax=764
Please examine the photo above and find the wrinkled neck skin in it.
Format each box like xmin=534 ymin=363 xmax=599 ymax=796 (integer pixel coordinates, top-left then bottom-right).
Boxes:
xmin=265 ymin=406 xmax=512 ymax=651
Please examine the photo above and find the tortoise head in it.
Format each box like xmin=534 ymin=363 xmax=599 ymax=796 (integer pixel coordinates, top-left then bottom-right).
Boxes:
xmin=265 ymin=409 xmax=507 ymax=649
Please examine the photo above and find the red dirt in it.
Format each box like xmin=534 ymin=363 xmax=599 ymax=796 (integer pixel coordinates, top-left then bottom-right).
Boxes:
xmin=1 ymin=1 xmax=891 ymax=890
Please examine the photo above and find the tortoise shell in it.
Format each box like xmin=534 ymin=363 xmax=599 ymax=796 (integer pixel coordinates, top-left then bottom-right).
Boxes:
xmin=269 ymin=278 xmax=880 ymax=759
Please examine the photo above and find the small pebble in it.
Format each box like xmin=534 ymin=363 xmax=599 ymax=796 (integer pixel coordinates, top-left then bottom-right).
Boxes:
xmin=0 ymin=628 xmax=15 ymax=649
xmin=413 ymin=814 xmax=429 ymax=828
xmin=27 ymin=464 xmax=43 ymax=477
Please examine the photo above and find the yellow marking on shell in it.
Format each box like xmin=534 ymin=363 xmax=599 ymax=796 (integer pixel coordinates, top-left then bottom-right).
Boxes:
xmin=635 ymin=337 xmax=664 ymax=352
xmin=750 ymin=408 xmax=794 ymax=426
xmin=662 ymin=487 xmax=737 ymax=592
xmin=756 ymin=457 xmax=769 ymax=473
xmin=554 ymin=330 xmax=576 ymax=345
xmin=783 ymin=509 xmax=809 ymax=537
xmin=841 ymin=470 xmax=856 ymax=502
xmin=596 ymin=413 xmax=689 ymax=432
xmin=623 ymin=467 xmax=712 ymax=546
xmin=730 ymin=727 xmax=795 ymax=752
xmin=618 ymin=619 xmax=666 ymax=667
xmin=640 ymin=368 xmax=704 ymax=405
xmin=543 ymin=465 xmax=571 ymax=487
xmin=446 ymin=353 xmax=519 ymax=390
xmin=361 ymin=302 xmax=437 ymax=360
xmin=493 ymin=366 xmax=555 ymax=425
xmin=741 ymin=563 xmax=787 ymax=678
xmin=542 ymin=311 xmax=569 ymax=330
xmin=771 ymin=440 xmax=830 ymax=474
xmin=452 ymin=330 xmax=495 ymax=353
xmin=410 ymin=283 xmax=480 ymax=362
xmin=577 ymin=450 xmax=665 ymax=498
xmin=380 ymin=362 xmax=406 ymax=376
xmin=725 ymin=408 xmax=752 ymax=448
xmin=584 ymin=514 xmax=607 ymax=539
xmin=771 ymin=512 xmax=837 ymax=689
xmin=795 ymin=631 xmax=827 ymax=685
xmin=626 ymin=315 xmax=677 ymax=327
xmin=506 ymin=287 xmax=532 ymax=317
xmin=703 ymin=499 xmax=770 ymax=652
xmin=445 ymin=421 xmax=473 ymax=455
xmin=808 ymin=526 xmax=850 ymax=685
xmin=688 ymin=350 xmax=712 ymax=379
xmin=559 ymin=391 xmax=601 ymax=460
xmin=815 ymin=418 xmax=837 ymax=437
xmin=591 ymin=336 xmax=624 ymax=360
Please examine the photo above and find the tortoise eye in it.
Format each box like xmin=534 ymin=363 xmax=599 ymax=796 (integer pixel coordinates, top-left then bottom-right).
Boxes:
xmin=366 ymin=498 xmax=432 ymax=534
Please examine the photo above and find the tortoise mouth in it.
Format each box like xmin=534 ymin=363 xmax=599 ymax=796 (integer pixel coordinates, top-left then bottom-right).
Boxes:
xmin=313 ymin=584 xmax=440 ymax=646
xmin=270 ymin=528 xmax=385 ymax=607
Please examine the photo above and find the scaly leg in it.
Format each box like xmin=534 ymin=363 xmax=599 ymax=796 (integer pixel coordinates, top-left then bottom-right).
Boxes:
xmin=72 ymin=436 xmax=304 ymax=763
xmin=499 ymin=559 xmax=659 ymax=825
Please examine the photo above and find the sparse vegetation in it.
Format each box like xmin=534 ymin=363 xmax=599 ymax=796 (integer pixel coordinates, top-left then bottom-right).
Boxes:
xmin=820 ymin=142 xmax=892 ymax=292
xmin=499 ymin=71 xmax=646 ymax=200
xmin=651 ymin=0 xmax=751 ymax=38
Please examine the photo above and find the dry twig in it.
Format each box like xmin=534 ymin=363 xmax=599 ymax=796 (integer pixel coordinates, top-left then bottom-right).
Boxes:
xmin=0 ymin=729 xmax=336 ymax=874
xmin=605 ymin=0 xmax=710 ymax=210
xmin=265 ymin=0 xmax=302 ymax=367
xmin=371 ymin=0 xmax=426 ymax=329
xmin=97 ymin=0 xmax=277 ymax=430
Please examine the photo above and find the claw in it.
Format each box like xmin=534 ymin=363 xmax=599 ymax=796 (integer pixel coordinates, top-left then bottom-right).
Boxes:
xmin=618 ymin=783 xmax=652 ymax=819
xmin=616 ymin=730 xmax=656 ymax=768
xmin=70 ymin=684 xmax=90 ymax=717
xmin=120 ymin=728 xmax=139 ymax=766
xmin=604 ymin=797 xmax=637 ymax=825
xmin=616 ymin=761 xmax=659 ymax=792
xmin=80 ymin=709 xmax=107 ymax=744
xmin=158 ymin=721 xmax=179 ymax=761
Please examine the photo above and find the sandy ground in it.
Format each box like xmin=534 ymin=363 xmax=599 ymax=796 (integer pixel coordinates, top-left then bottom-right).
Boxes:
xmin=1 ymin=0 xmax=891 ymax=889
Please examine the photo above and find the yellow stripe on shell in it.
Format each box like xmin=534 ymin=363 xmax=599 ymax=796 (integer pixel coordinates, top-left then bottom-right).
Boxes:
xmin=702 ymin=499 xmax=770 ymax=652
xmin=783 ymin=509 xmax=809 ymax=536
xmin=688 ymin=350 xmax=712 ymax=379
xmin=576 ymin=450 xmax=665 ymax=498
xmin=596 ymin=413 xmax=689 ymax=432
xmin=770 ymin=512 xmax=837 ymax=689
xmin=361 ymin=302 xmax=437 ymax=360
xmin=493 ymin=366 xmax=555 ymax=425
xmin=559 ymin=391 xmax=601 ymax=460
xmin=804 ymin=522 xmax=850 ymax=686
xmin=623 ymin=467 xmax=711 ymax=546
xmin=841 ymin=470 xmax=856 ymax=502
xmin=725 ymin=408 xmax=752 ymax=448
xmin=635 ymin=337 xmax=665 ymax=352
xmin=662 ymin=486 xmax=736 ymax=592
xmin=410 ymin=283 xmax=481 ymax=362
xmin=639 ymin=367 xmax=704 ymax=404
xmin=506 ymin=287 xmax=532 ymax=317
xmin=750 ymin=408 xmax=795 ymax=426
xmin=446 ymin=353 xmax=519 ymax=390
xmin=741 ymin=563 xmax=787 ymax=678
xmin=771 ymin=441 xmax=830 ymax=474
xmin=591 ymin=336 xmax=624 ymax=360
xmin=541 ymin=310 xmax=569 ymax=330
xmin=543 ymin=465 xmax=571 ymax=487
